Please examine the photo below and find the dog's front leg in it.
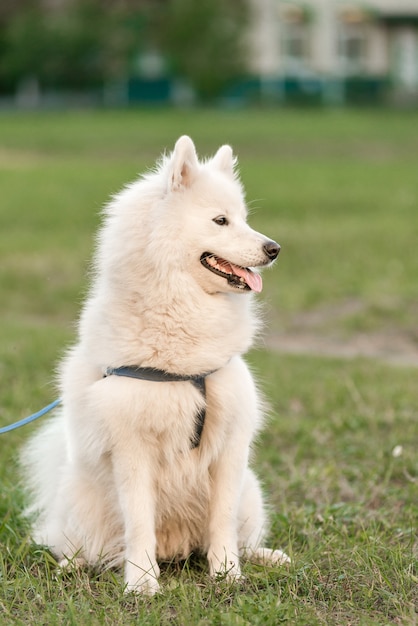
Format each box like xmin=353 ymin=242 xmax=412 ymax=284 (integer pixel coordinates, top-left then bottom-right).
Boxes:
xmin=111 ymin=440 xmax=160 ymax=595
xmin=207 ymin=448 xmax=248 ymax=581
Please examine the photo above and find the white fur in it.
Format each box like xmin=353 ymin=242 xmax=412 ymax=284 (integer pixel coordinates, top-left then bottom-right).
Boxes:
xmin=22 ymin=136 xmax=289 ymax=594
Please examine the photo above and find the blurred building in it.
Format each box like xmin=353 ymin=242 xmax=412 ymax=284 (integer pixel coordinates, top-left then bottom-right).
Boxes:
xmin=247 ymin=0 xmax=418 ymax=104
xmin=5 ymin=0 xmax=418 ymax=107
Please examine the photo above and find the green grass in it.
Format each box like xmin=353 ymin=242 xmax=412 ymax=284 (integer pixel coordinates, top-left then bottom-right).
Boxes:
xmin=0 ymin=108 xmax=417 ymax=625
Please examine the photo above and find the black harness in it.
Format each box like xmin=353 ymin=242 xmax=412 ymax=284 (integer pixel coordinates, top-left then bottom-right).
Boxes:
xmin=104 ymin=366 xmax=212 ymax=448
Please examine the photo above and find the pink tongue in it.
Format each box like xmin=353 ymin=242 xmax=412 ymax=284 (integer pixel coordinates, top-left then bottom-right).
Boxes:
xmin=229 ymin=263 xmax=263 ymax=293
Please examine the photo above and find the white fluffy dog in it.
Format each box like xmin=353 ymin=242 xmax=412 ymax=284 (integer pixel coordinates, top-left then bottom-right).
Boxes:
xmin=22 ymin=136 xmax=289 ymax=594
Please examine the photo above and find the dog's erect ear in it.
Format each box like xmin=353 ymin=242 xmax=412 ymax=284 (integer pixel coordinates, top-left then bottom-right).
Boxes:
xmin=169 ymin=135 xmax=199 ymax=191
xmin=212 ymin=145 xmax=236 ymax=178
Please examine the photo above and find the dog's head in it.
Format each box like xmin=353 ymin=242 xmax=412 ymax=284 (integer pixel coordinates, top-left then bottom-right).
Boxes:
xmin=164 ymin=136 xmax=280 ymax=295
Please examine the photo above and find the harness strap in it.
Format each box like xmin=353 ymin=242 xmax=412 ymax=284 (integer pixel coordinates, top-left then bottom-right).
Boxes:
xmin=104 ymin=366 xmax=212 ymax=448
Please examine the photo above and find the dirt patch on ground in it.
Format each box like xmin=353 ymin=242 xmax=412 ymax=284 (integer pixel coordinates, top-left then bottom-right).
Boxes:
xmin=267 ymin=330 xmax=418 ymax=367
xmin=266 ymin=300 xmax=418 ymax=367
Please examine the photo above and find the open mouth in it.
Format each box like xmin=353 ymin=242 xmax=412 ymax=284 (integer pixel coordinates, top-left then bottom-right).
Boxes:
xmin=200 ymin=252 xmax=262 ymax=292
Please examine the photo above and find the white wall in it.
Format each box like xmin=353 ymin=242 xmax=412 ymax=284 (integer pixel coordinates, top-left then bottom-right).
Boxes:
xmin=248 ymin=0 xmax=418 ymax=83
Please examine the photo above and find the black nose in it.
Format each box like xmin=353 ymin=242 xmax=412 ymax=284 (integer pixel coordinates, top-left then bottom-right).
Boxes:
xmin=263 ymin=240 xmax=281 ymax=261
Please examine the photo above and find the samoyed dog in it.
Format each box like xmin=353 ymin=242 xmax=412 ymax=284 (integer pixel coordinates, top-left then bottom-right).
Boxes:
xmin=22 ymin=136 xmax=289 ymax=594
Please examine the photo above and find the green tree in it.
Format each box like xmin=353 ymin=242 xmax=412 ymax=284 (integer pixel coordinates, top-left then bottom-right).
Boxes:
xmin=0 ymin=0 xmax=249 ymax=99
xmin=158 ymin=0 xmax=249 ymax=100
xmin=0 ymin=0 xmax=153 ymax=93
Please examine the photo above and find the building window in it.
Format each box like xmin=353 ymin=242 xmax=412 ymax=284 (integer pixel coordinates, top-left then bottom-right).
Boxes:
xmin=279 ymin=3 xmax=311 ymax=74
xmin=283 ymin=23 xmax=309 ymax=69
xmin=337 ymin=7 xmax=368 ymax=76
xmin=338 ymin=25 xmax=366 ymax=75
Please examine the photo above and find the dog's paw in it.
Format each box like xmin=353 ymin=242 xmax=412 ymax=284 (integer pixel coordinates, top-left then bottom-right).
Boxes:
xmin=58 ymin=556 xmax=87 ymax=572
xmin=212 ymin=565 xmax=245 ymax=585
xmin=124 ymin=561 xmax=161 ymax=596
xmin=264 ymin=547 xmax=291 ymax=566
xmin=246 ymin=547 xmax=291 ymax=566
xmin=124 ymin=576 xmax=160 ymax=596
xmin=208 ymin=549 xmax=243 ymax=582
xmin=224 ymin=568 xmax=245 ymax=584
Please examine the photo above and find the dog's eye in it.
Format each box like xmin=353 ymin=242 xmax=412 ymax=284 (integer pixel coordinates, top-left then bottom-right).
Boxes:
xmin=213 ymin=216 xmax=228 ymax=226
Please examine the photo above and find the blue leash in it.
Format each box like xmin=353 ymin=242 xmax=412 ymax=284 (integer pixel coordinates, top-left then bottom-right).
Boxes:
xmin=0 ymin=398 xmax=61 ymax=435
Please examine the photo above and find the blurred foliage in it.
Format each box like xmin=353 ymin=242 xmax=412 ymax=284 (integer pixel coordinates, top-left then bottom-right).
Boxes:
xmin=0 ymin=0 xmax=248 ymax=99
xmin=158 ymin=0 xmax=249 ymax=100
xmin=0 ymin=0 xmax=157 ymax=91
